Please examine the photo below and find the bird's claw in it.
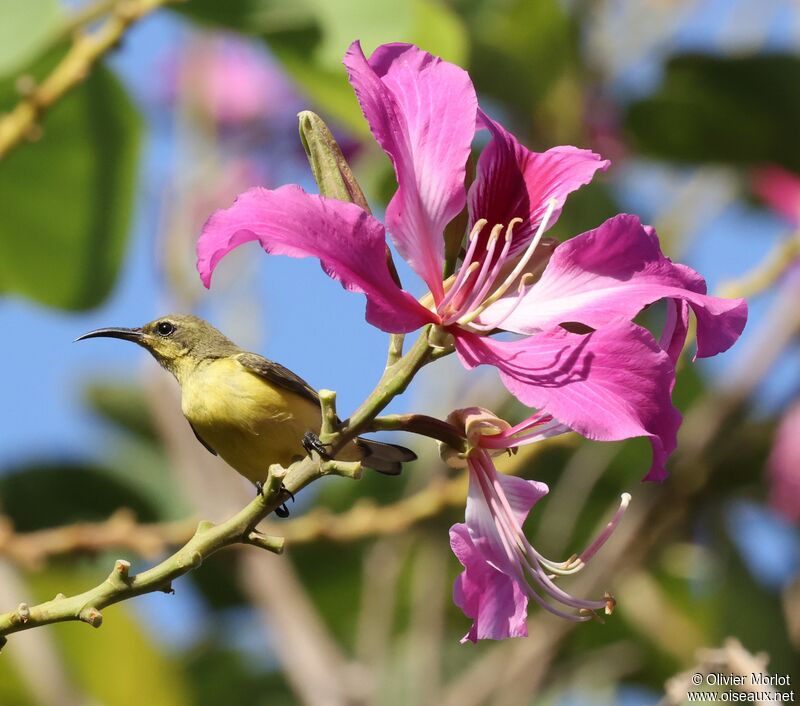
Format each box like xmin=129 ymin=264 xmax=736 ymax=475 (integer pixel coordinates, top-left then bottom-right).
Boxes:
xmin=255 ymin=481 xmax=295 ymax=519
xmin=302 ymin=431 xmax=332 ymax=460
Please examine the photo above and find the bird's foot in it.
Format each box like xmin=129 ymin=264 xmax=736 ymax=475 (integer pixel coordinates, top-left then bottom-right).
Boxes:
xmin=255 ymin=481 xmax=295 ymax=519
xmin=302 ymin=431 xmax=332 ymax=460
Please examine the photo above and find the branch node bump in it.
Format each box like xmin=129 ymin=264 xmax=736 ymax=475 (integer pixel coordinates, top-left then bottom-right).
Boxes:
xmin=54 ymin=593 xmax=66 ymax=601
xmin=113 ymin=559 xmax=131 ymax=580
xmin=195 ymin=520 xmax=215 ymax=534
xmin=321 ymin=459 xmax=362 ymax=480
xmin=246 ymin=531 xmax=285 ymax=555
xmin=16 ymin=603 xmax=30 ymax=624
xmin=184 ymin=550 xmax=203 ymax=570
xmin=319 ymin=389 xmax=339 ymax=440
xmin=264 ymin=464 xmax=287 ymax=500
xmin=79 ymin=607 xmax=103 ymax=628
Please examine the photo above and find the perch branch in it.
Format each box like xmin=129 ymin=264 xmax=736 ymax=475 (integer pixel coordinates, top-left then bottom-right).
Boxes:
xmin=0 ymin=327 xmax=437 ymax=648
xmin=0 ymin=463 xmax=292 ymax=646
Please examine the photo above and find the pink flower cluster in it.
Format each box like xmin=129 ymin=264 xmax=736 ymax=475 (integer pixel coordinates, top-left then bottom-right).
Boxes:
xmin=195 ymin=42 xmax=747 ymax=640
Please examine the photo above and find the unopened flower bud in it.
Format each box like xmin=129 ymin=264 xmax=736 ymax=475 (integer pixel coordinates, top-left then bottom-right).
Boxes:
xmin=298 ymin=110 xmax=369 ymax=211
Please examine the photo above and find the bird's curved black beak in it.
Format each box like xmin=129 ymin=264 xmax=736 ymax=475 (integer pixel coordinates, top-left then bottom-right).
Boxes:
xmin=75 ymin=326 xmax=144 ymax=344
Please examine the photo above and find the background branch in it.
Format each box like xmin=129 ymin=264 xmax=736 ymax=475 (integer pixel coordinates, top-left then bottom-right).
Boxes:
xmin=0 ymin=0 xmax=178 ymax=159
xmin=0 ymin=434 xmax=573 ymax=570
xmin=719 ymin=233 xmax=800 ymax=300
xmin=0 ymin=510 xmax=196 ymax=570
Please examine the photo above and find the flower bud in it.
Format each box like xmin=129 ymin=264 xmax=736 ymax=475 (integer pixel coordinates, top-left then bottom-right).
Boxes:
xmin=298 ymin=110 xmax=370 ymax=211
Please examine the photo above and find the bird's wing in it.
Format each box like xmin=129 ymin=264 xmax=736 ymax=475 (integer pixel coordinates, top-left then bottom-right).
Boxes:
xmin=234 ymin=352 xmax=320 ymax=407
xmin=189 ymin=421 xmax=218 ymax=456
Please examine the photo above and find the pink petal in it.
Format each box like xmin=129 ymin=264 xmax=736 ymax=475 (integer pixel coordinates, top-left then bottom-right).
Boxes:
xmin=197 ymin=184 xmax=434 ymax=333
xmin=659 ymin=300 xmax=691 ymax=363
xmin=455 ymin=321 xmax=683 ymax=481
xmin=468 ymin=110 xmax=609 ymax=259
xmin=495 ymin=468 xmax=549 ymax=527
xmin=751 ymin=166 xmax=800 ymax=225
xmin=343 ymin=41 xmax=477 ymax=300
xmin=450 ymin=523 xmax=530 ymax=643
xmin=481 ymin=214 xmax=747 ymax=359
xmin=463 ymin=452 xmax=548 ymax=573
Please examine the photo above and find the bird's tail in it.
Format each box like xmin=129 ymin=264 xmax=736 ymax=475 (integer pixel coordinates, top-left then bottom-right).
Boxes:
xmin=354 ymin=438 xmax=417 ymax=476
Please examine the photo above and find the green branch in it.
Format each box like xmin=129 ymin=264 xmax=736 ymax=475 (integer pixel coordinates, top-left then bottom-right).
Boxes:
xmin=0 ymin=464 xmax=288 ymax=645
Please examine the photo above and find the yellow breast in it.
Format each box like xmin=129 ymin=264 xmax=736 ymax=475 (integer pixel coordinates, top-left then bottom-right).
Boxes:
xmin=180 ymin=358 xmax=321 ymax=483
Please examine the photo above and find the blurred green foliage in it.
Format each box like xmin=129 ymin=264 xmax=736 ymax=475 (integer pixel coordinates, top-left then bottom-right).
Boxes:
xmin=0 ymin=51 xmax=140 ymax=309
xmin=180 ymin=0 xmax=468 ymax=135
xmin=626 ymin=53 xmax=800 ymax=172
xmin=0 ymin=0 xmax=62 ymax=76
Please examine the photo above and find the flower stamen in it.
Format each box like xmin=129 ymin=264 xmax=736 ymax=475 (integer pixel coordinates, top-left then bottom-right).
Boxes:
xmin=442 ymin=223 xmax=504 ymax=322
xmin=469 ymin=450 xmax=629 ymax=620
xmin=453 ymin=226 xmax=516 ymax=322
xmin=458 ymin=198 xmax=558 ymax=325
xmin=578 ymin=493 xmax=632 ymax=564
xmin=438 ymin=219 xmax=487 ymax=311
xmin=467 ymin=272 xmax=536 ymax=332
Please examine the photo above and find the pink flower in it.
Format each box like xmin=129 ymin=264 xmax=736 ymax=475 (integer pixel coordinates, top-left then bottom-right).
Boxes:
xmin=444 ymin=408 xmax=627 ymax=642
xmin=197 ymin=41 xmax=747 ymax=481
xmin=751 ymin=166 xmax=800 ymax=226
xmin=767 ymin=403 xmax=800 ymax=524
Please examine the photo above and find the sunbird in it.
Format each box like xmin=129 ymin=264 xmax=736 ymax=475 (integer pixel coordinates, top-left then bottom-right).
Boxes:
xmin=77 ymin=315 xmax=416 ymax=512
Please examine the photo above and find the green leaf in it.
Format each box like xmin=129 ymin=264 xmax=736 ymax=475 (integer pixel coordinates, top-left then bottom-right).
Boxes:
xmin=0 ymin=463 xmax=160 ymax=530
xmin=0 ymin=57 xmax=141 ymax=310
xmin=625 ymin=53 xmax=800 ymax=172
xmin=278 ymin=0 xmax=468 ymax=133
xmin=0 ymin=0 xmax=62 ymax=78
xmin=305 ymin=0 xmax=468 ymax=69
xmin=83 ymin=380 xmax=160 ymax=443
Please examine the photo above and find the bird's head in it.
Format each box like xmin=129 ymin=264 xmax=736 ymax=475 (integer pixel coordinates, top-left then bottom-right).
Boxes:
xmin=77 ymin=314 xmax=240 ymax=378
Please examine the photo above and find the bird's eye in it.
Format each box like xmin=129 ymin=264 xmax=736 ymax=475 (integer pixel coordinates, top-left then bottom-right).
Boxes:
xmin=156 ymin=321 xmax=175 ymax=336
